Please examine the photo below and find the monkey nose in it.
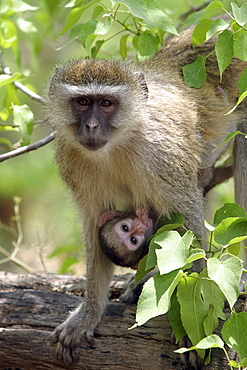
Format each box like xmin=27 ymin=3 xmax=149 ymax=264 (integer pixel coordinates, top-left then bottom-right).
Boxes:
xmin=133 ymin=222 xmax=146 ymax=233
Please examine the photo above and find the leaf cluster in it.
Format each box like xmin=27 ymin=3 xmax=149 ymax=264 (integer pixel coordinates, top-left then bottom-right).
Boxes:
xmin=134 ymin=203 xmax=247 ymax=369
xmin=181 ymin=1 xmax=247 ymax=112
xmin=57 ymin=0 xmax=178 ymax=60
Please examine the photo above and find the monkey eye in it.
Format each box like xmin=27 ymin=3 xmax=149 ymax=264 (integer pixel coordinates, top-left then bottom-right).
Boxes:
xmin=77 ymin=98 xmax=91 ymax=106
xmin=100 ymin=100 xmax=112 ymax=107
xmin=130 ymin=236 xmax=137 ymax=245
xmin=121 ymin=224 xmax=129 ymax=232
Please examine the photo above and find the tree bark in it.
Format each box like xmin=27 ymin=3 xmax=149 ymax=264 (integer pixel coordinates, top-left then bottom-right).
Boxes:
xmin=0 ymin=271 xmax=245 ymax=370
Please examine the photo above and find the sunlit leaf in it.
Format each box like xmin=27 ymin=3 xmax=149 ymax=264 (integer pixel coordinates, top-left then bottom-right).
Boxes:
xmin=177 ymin=274 xmax=207 ymax=358
xmin=12 ymin=104 xmax=34 ymax=146
xmin=207 ymin=256 xmax=243 ymax=309
xmin=234 ymin=35 xmax=247 ymax=61
xmin=215 ymin=30 xmax=234 ymax=79
xmin=222 ymin=312 xmax=247 ymax=361
xmin=231 ymin=3 xmax=247 ymax=27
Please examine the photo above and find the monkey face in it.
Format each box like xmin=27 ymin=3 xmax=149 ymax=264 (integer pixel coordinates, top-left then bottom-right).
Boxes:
xmin=70 ymin=95 xmax=118 ymax=151
xmin=48 ymin=59 xmax=149 ymax=153
xmin=114 ymin=217 xmax=153 ymax=251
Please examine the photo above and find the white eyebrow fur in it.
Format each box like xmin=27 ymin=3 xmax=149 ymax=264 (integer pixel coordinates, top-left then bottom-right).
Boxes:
xmin=60 ymin=83 xmax=129 ymax=99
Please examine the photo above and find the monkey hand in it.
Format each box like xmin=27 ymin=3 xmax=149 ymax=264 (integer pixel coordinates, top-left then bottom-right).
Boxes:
xmin=171 ymin=334 xmax=204 ymax=369
xmin=50 ymin=302 xmax=100 ymax=364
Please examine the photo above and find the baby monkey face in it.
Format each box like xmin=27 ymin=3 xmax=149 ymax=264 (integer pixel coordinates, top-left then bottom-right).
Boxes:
xmin=114 ymin=217 xmax=153 ymax=250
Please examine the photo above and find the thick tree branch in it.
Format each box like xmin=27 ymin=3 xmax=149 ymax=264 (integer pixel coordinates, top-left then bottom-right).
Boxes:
xmin=0 ymin=132 xmax=55 ymax=162
xmin=0 ymin=271 xmax=245 ymax=370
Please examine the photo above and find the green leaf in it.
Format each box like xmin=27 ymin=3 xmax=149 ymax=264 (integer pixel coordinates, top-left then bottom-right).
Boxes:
xmin=155 ymin=231 xmax=190 ymax=275
xmin=215 ymin=29 xmax=234 ymax=79
xmin=213 ymin=217 xmax=247 ymax=246
xmin=175 ymin=334 xmax=224 ymax=353
xmin=135 ymin=269 xmax=183 ymax=326
xmin=222 ymin=312 xmax=247 ymax=361
xmin=48 ymin=244 xmax=79 ymax=258
xmin=80 ymin=19 xmax=112 ymax=47
xmin=12 ymin=104 xmax=34 ymax=146
xmin=206 ymin=19 xmax=229 ymax=40
xmin=56 ymin=24 xmax=82 ymax=50
xmin=16 ymin=18 xmax=38 ymax=34
xmin=135 ymin=255 xmax=153 ymax=284
xmin=182 ymin=56 xmax=206 ymax=88
xmin=204 ymin=220 xmax=215 ymax=232
xmin=207 ymin=256 xmax=243 ymax=309
xmin=59 ymin=7 xmax=84 ymax=35
xmin=0 ymin=73 xmax=24 ymax=88
xmin=0 ymin=138 xmax=13 ymax=149
xmin=144 ymin=0 xmax=178 ymax=35
xmin=213 ymin=130 xmax=243 ymax=148
xmin=168 ymin=290 xmax=186 ymax=343
xmin=238 ymin=68 xmax=247 ymax=96
xmin=213 ymin=203 xmax=247 ymax=226
xmin=177 ymin=275 xmax=208 ymax=357
xmin=119 ymin=34 xmax=128 ymax=60
xmin=113 ymin=0 xmax=178 ymax=35
xmin=201 ymin=276 xmax=226 ymax=335
xmin=231 ymin=3 xmax=247 ymax=27
xmin=60 ymin=256 xmax=78 ymax=274
xmin=186 ymin=249 xmax=205 ymax=265
xmin=91 ymin=39 xmax=105 ymax=58
xmin=59 ymin=1 xmax=98 ymax=35
xmin=92 ymin=5 xmax=104 ymax=19
xmin=182 ymin=10 xmax=204 ymax=27
xmin=192 ymin=18 xmax=213 ymax=46
xmin=158 ymin=212 xmax=184 ymax=228
xmin=227 ymin=90 xmax=247 ymax=114
xmin=145 ymin=235 xmax=159 ymax=270
xmin=11 ymin=0 xmax=39 ymax=12
xmin=0 ymin=108 xmax=9 ymax=121
xmin=203 ymin=1 xmax=223 ymax=18
xmin=137 ymin=31 xmax=158 ymax=60
xmin=234 ymin=35 xmax=247 ymax=61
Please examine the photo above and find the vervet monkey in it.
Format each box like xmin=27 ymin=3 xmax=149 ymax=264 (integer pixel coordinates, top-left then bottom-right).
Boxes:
xmin=48 ymin=23 xmax=247 ymax=363
xmin=98 ymin=208 xmax=155 ymax=269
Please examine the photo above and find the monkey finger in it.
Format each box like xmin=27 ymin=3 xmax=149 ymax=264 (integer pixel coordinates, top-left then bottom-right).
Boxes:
xmin=178 ymin=336 xmax=204 ymax=369
xmin=84 ymin=328 xmax=95 ymax=347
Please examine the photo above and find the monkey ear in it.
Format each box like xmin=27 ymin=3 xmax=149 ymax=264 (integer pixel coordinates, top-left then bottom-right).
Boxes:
xmin=134 ymin=72 xmax=148 ymax=99
xmin=97 ymin=210 xmax=122 ymax=227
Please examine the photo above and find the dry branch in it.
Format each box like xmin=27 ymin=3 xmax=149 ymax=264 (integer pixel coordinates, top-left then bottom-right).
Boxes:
xmin=0 ymin=271 xmax=245 ymax=370
xmin=0 ymin=132 xmax=55 ymax=163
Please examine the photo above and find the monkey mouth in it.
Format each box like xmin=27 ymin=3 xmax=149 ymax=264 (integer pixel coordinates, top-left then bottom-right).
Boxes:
xmin=79 ymin=139 xmax=107 ymax=151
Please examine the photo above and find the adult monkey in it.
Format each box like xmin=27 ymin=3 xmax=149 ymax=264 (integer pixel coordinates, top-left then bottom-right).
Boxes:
xmin=48 ymin=22 xmax=247 ymax=363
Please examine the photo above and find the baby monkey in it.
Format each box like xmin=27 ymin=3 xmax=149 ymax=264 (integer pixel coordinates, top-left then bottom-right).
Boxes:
xmin=98 ymin=165 xmax=232 ymax=270
xmin=98 ymin=208 xmax=155 ymax=269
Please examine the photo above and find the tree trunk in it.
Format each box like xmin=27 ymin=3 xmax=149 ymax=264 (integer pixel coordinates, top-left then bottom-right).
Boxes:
xmin=0 ymin=271 xmax=245 ymax=370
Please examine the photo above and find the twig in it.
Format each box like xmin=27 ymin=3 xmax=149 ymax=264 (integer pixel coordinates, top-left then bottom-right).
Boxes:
xmin=0 ymin=132 xmax=56 ymax=162
xmin=0 ymin=51 xmax=47 ymax=105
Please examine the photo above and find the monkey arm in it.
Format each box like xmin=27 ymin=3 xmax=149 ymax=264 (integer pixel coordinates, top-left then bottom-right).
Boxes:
xmin=203 ymin=166 xmax=233 ymax=196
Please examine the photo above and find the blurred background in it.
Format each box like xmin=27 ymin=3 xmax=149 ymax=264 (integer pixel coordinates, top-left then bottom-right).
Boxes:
xmin=0 ymin=0 xmax=236 ymax=274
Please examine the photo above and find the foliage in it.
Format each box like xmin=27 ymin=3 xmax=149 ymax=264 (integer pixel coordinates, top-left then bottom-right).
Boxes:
xmin=133 ymin=204 xmax=247 ymax=369
xmin=181 ymin=1 xmax=247 ymax=113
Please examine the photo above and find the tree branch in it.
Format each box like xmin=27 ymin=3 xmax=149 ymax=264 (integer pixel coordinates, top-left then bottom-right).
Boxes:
xmin=0 ymin=132 xmax=55 ymax=162
xmin=0 ymin=272 xmax=244 ymax=370
xmin=0 ymin=51 xmax=47 ymax=105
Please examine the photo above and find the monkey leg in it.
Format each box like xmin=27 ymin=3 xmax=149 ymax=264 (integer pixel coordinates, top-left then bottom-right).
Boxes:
xmin=50 ymin=233 xmax=115 ymax=363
